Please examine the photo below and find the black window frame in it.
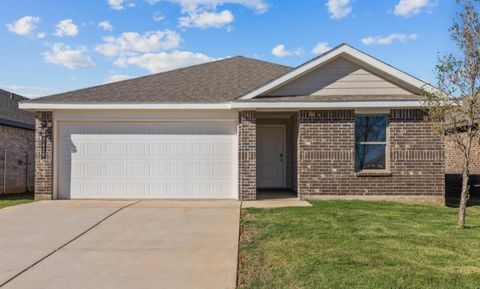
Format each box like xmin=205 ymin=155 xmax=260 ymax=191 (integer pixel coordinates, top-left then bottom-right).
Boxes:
xmin=354 ymin=115 xmax=388 ymax=172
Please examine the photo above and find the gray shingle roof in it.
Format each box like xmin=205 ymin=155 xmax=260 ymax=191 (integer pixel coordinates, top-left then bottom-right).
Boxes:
xmin=25 ymin=56 xmax=293 ymax=104
xmin=0 ymin=89 xmax=34 ymax=129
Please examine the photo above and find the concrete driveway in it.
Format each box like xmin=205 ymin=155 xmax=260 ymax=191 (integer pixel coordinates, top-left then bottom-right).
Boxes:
xmin=0 ymin=200 xmax=240 ymax=289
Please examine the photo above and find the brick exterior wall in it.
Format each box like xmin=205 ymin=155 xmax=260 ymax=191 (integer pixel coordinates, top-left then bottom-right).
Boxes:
xmin=297 ymin=109 xmax=445 ymax=199
xmin=34 ymin=112 xmax=53 ymax=200
xmin=0 ymin=125 xmax=35 ymax=193
xmin=238 ymin=110 xmax=256 ymax=200
xmin=445 ymin=132 xmax=480 ymax=193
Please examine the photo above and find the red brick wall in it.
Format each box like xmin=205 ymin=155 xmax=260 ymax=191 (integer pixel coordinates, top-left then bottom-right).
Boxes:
xmin=238 ymin=110 xmax=256 ymax=200
xmin=34 ymin=111 xmax=53 ymax=200
xmin=297 ymin=109 xmax=444 ymax=199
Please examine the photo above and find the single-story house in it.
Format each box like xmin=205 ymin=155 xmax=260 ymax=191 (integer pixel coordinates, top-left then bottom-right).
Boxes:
xmin=20 ymin=44 xmax=445 ymax=201
xmin=0 ymin=89 xmax=35 ymax=194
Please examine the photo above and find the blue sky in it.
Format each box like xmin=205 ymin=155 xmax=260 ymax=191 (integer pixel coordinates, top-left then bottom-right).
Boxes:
xmin=0 ymin=0 xmax=458 ymax=98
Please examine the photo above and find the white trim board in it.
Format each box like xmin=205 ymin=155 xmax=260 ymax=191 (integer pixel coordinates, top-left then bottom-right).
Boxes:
xmin=230 ymin=101 xmax=424 ymax=109
xmin=238 ymin=43 xmax=439 ymax=100
xmin=20 ymin=100 xmax=425 ymax=110
xmin=19 ymin=102 xmax=232 ymax=110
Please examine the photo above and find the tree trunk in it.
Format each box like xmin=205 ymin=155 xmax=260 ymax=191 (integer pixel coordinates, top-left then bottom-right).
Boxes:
xmin=458 ymin=161 xmax=470 ymax=229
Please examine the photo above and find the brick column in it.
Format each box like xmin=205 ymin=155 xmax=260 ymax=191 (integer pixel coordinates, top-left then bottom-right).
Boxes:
xmin=297 ymin=110 xmax=355 ymax=199
xmin=238 ymin=110 xmax=256 ymax=200
xmin=34 ymin=112 xmax=53 ymax=200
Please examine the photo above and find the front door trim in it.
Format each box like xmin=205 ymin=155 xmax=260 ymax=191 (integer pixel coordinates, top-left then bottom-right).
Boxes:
xmin=256 ymin=124 xmax=286 ymax=189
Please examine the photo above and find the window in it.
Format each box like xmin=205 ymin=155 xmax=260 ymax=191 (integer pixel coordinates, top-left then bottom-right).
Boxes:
xmin=355 ymin=115 xmax=387 ymax=171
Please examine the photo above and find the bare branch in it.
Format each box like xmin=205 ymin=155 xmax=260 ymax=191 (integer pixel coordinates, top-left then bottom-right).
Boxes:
xmin=424 ymin=0 xmax=480 ymax=229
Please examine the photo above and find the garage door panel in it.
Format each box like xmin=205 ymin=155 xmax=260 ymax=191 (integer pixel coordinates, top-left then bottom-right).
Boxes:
xmin=105 ymin=162 xmax=126 ymax=177
xmin=59 ymin=122 xmax=237 ymax=199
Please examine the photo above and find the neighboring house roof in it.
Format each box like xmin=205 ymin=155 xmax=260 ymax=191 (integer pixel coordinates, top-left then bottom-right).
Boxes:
xmin=0 ymin=89 xmax=34 ymax=130
xmin=24 ymin=56 xmax=292 ymax=104
xmin=19 ymin=44 xmax=435 ymax=111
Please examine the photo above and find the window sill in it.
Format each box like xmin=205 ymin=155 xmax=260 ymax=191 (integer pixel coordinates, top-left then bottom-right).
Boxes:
xmin=355 ymin=171 xmax=392 ymax=177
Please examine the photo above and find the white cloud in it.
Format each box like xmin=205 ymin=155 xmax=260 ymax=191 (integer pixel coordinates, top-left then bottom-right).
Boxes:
xmin=361 ymin=33 xmax=418 ymax=45
xmin=394 ymin=0 xmax=436 ymax=17
xmin=179 ymin=10 xmax=234 ymax=28
xmin=311 ymin=42 xmax=331 ymax=54
xmin=0 ymin=84 xmax=51 ymax=98
xmin=271 ymin=44 xmax=303 ymax=58
xmin=153 ymin=12 xmax=164 ymax=21
xmin=326 ymin=0 xmax=352 ymax=19
xmin=54 ymin=19 xmax=79 ymax=37
xmin=146 ymin=0 xmax=161 ymax=4
xmin=108 ymin=0 xmax=124 ymax=10
xmin=6 ymin=16 xmax=40 ymax=36
xmin=105 ymin=74 xmax=133 ymax=83
xmin=98 ymin=21 xmax=114 ymax=31
xmin=43 ymin=43 xmax=96 ymax=69
xmin=95 ymin=30 xmax=181 ymax=57
xmin=165 ymin=0 xmax=268 ymax=28
xmin=115 ymin=50 xmax=216 ymax=73
xmin=166 ymin=0 xmax=268 ymax=13
xmin=37 ymin=32 xmax=46 ymax=39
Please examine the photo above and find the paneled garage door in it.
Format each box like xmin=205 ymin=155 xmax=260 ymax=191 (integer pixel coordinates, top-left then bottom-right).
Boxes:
xmin=58 ymin=122 xmax=238 ymax=199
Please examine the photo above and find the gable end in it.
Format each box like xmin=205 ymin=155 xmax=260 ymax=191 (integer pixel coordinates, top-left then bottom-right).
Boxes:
xmin=262 ymin=57 xmax=417 ymax=97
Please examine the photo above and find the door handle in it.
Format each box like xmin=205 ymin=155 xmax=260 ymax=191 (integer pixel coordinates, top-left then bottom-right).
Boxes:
xmin=280 ymin=153 xmax=283 ymax=162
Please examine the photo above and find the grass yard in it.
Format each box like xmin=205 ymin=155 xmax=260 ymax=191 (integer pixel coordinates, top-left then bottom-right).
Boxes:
xmin=0 ymin=192 xmax=34 ymax=209
xmin=238 ymin=201 xmax=480 ymax=289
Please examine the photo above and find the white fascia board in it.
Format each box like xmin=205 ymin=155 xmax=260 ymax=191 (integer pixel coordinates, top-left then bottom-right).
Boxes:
xmin=238 ymin=44 xmax=439 ymax=100
xmin=19 ymin=101 xmax=426 ymax=111
xmin=19 ymin=102 xmax=232 ymax=110
xmin=231 ymin=101 xmax=425 ymax=109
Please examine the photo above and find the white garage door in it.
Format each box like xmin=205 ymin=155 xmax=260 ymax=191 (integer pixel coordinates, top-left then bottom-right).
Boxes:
xmin=58 ymin=122 xmax=238 ymax=199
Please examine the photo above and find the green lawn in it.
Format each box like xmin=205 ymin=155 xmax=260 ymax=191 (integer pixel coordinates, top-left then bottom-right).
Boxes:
xmin=0 ymin=192 xmax=34 ymax=209
xmin=238 ymin=201 xmax=480 ymax=289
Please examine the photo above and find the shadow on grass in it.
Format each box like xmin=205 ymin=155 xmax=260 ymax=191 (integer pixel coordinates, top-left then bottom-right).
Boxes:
xmin=445 ymin=174 xmax=480 ymax=208
xmin=0 ymin=192 xmax=34 ymax=201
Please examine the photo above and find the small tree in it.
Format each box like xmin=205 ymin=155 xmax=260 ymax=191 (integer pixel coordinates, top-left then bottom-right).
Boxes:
xmin=424 ymin=0 xmax=480 ymax=229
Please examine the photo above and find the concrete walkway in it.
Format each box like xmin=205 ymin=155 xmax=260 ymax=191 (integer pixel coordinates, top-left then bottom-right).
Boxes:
xmin=242 ymin=191 xmax=312 ymax=208
xmin=0 ymin=200 xmax=240 ymax=289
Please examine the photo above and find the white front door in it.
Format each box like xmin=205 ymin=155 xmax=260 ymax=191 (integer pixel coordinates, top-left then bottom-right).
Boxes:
xmin=58 ymin=122 xmax=238 ymax=199
xmin=256 ymin=125 xmax=286 ymax=188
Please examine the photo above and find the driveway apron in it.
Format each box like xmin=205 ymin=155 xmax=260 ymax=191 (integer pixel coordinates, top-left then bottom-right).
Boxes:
xmin=0 ymin=200 xmax=240 ymax=289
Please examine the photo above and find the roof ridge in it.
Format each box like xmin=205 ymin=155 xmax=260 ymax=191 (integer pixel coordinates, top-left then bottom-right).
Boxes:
xmin=0 ymin=89 xmax=28 ymax=100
